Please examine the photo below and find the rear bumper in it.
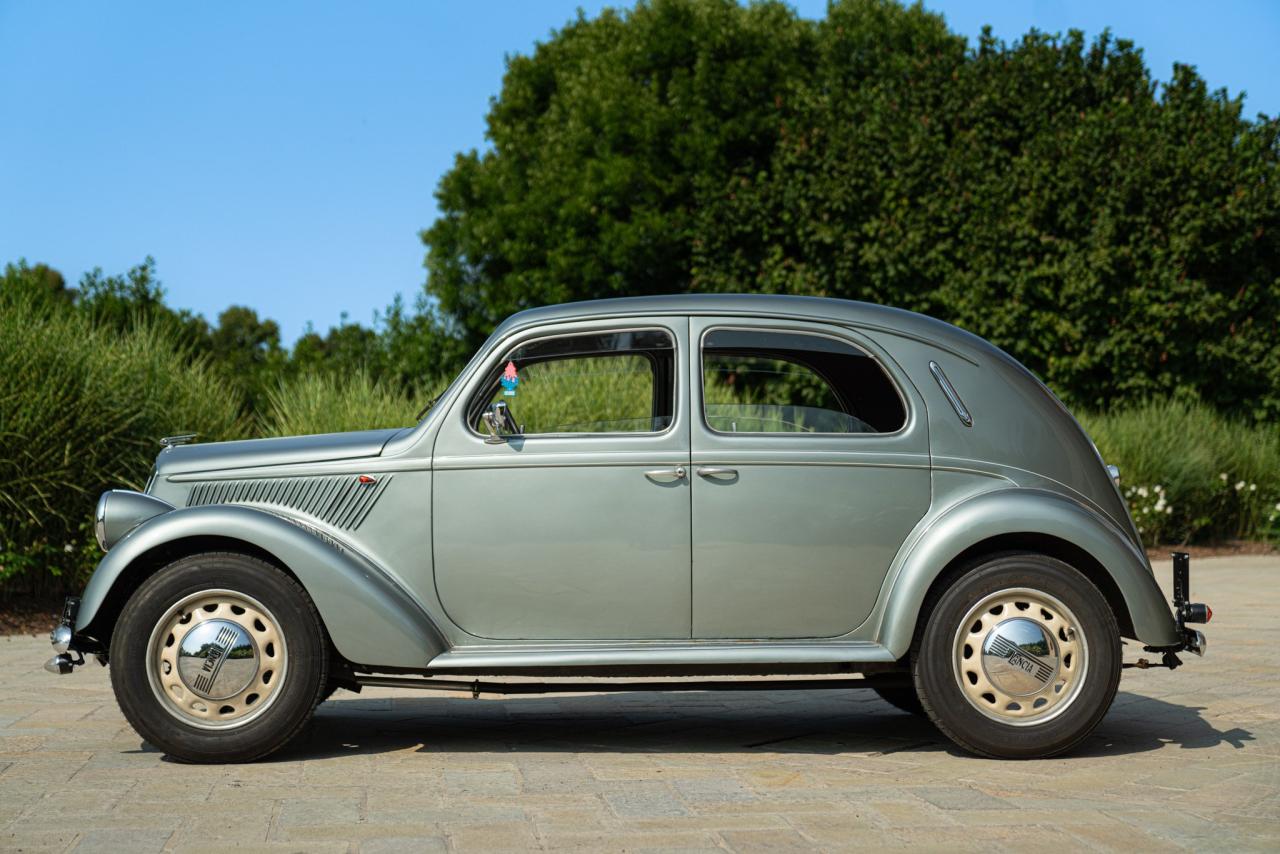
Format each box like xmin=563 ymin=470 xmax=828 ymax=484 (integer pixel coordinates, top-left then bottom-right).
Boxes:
xmin=1142 ymin=552 xmax=1211 ymax=667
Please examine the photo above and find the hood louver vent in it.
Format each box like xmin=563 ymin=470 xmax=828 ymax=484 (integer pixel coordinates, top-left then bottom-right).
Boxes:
xmin=186 ymin=475 xmax=392 ymax=531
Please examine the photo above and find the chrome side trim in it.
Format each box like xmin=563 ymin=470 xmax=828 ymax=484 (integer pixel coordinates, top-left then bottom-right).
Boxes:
xmin=929 ymin=360 xmax=972 ymax=427
xmin=428 ymin=640 xmax=895 ymax=670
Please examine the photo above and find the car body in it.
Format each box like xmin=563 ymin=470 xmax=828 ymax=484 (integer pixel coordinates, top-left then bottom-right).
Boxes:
xmin=47 ymin=294 xmax=1210 ymax=761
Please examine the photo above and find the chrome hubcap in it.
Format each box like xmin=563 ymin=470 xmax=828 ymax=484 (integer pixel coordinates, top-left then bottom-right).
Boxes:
xmin=981 ymin=617 xmax=1059 ymax=696
xmin=953 ymin=588 xmax=1087 ymax=725
xmin=146 ymin=590 xmax=287 ymax=729
xmin=176 ymin=619 xmax=258 ymax=701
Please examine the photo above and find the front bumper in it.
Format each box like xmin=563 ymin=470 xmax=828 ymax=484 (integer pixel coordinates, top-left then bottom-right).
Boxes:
xmin=44 ymin=597 xmax=84 ymax=675
xmin=1140 ymin=552 xmax=1212 ymax=668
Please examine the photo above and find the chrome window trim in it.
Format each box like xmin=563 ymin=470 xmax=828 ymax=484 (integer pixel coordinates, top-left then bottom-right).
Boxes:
xmin=696 ymin=324 xmax=911 ymax=439
xmin=462 ymin=325 xmax=680 ymax=441
xmin=929 ymin=360 xmax=973 ymax=427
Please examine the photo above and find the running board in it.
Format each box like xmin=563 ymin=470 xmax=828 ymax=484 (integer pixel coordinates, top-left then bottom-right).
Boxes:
xmin=353 ymin=675 xmax=904 ymax=697
xmin=426 ymin=640 xmax=895 ymax=671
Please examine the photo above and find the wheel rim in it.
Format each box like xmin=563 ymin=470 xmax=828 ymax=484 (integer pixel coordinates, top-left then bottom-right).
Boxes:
xmin=145 ymin=589 xmax=288 ymax=730
xmin=952 ymin=587 xmax=1088 ymax=726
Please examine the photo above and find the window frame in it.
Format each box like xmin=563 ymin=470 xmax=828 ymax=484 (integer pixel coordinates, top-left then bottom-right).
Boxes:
xmin=464 ymin=325 xmax=680 ymax=440
xmin=697 ymin=324 xmax=910 ymax=439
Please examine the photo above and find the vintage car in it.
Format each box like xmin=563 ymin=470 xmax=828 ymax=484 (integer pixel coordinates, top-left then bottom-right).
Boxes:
xmin=46 ymin=294 xmax=1210 ymax=762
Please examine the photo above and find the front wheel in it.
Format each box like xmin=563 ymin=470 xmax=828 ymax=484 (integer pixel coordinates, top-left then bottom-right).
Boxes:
xmin=913 ymin=553 xmax=1121 ymax=759
xmin=111 ymin=552 xmax=329 ymax=763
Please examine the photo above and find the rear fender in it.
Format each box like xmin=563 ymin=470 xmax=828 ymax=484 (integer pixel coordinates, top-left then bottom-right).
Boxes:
xmin=877 ymin=488 xmax=1179 ymax=657
xmin=77 ymin=504 xmax=446 ymax=669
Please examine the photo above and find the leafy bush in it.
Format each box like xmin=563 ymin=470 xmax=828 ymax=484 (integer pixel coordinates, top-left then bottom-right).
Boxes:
xmin=1080 ymin=400 xmax=1280 ymax=545
xmin=0 ymin=292 xmax=246 ymax=592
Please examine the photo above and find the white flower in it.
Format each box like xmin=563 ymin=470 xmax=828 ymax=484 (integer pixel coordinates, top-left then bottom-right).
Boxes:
xmin=1154 ymin=484 xmax=1163 ymax=493
xmin=1166 ymin=506 xmax=1173 ymax=514
xmin=1137 ymin=486 xmax=1149 ymax=498
xmin=1235 ymin=481 xmax=1246 ymax=491
xmin=1220 ymin=472 xmax=1229 ymax=482
xmin=1249 ymin=483 xmax=1257 ymax=492
xmin=63 ymin=543 xmax=74 ymax=553
xmin=1154 ymin=497 xmax=1166 ymax=512
xmin=1274 ymin=502 xmax=1280 ymax=511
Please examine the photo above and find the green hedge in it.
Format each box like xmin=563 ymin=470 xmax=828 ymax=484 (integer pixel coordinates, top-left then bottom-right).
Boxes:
xmin=0 ymin=294 xmax=246 ymax=592
xmin=260 ymin=371 xmax=430 ymax=438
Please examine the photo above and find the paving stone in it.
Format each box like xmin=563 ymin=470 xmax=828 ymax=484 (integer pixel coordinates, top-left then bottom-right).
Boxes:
xmin=673 ymin=777 xmax=756 ymax=803
xmin=0 ymin=828 xmax=80 ymax=854
xmin=73 ymin=827 xmax=173 ymax=853
xmin=359 ymin=835 xmax=448 ymax=853
xmin=276 ymin=796 xmax=361 ymax=827
xmin=540 ymin=829 xmax=718 ymax=850
xmin=445 ymin=819 xmax=540 ymax=850
xmin=719 ymin=828 xmax=820 ymax=851
xmin=605 ymin=787 xmax=691 ymax=818
xmin=911 ymin=786 xmax=1014 ymax=810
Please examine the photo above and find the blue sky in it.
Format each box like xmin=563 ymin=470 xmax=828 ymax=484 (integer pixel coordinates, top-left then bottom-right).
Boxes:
xmin=2 ymin=1 xmax=1276 ymax=344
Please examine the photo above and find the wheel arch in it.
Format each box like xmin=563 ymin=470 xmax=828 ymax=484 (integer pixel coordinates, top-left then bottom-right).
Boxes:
xmin=77 ymin=505 xmax=447 ymax=669
xmin=919 ymin=534 xmax=1135 ymax=640
xmin=79 ymin=533 xmax=283 ymax=650
xmin=876 ymin=488 xmax=1179 ymax=658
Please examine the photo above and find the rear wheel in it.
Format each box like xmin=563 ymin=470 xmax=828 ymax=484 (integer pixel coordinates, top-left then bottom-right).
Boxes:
xmin=111 ymin=552 xmax=329 ymax=763
xmin=913 ymin=553 xmax=1120 ymax=759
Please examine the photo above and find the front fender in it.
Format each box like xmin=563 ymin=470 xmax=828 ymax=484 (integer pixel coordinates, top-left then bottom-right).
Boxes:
xmin=877 ymin=488 xmax=1179 ymax=657
xmin=78 ymin=504 xmax=447 ymax=669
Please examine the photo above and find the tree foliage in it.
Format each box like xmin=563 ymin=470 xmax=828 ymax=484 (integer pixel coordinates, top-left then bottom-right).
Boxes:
xmin=424 ymin=0 xmax=1280 ymax=419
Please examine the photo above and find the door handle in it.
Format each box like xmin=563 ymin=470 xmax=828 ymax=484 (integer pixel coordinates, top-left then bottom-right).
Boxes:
xmin=696 ymin=467 xmax=738 ymax=478
xmin=644 ymin=467 xmax=686 ymax=480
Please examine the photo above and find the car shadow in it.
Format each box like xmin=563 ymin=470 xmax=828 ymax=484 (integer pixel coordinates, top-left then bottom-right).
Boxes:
xmin=266 ymin=688 xmax=1253 ymax=762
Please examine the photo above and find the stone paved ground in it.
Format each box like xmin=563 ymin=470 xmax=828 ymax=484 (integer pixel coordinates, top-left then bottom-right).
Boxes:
xmin=1 ymin=556 xmax=1277 ymax=852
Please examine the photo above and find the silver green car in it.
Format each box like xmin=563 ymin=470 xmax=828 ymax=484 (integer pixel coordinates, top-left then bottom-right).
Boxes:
xmin=46 ymin=295 xmax=1211 ymax=762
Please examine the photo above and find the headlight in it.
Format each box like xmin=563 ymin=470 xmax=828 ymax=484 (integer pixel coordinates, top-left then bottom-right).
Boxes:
xmin=95 ymin=492 xmax=110 ymax=551
xmin=94 ymin=490 xmax=174 ymax=552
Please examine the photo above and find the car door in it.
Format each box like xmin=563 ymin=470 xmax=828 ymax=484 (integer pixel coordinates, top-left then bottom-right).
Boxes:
xmin=431 ymin=318 xmax=692 ymax=640
xmin=689 ymin=317 xmax=930 ymax=638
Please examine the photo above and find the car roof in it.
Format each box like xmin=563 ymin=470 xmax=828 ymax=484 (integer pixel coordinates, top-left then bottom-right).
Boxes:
xmin=495 ymin=293 xmax=997 ymax=365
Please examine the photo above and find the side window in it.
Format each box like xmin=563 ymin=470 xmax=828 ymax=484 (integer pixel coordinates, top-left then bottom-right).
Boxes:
xmin=473 ymin=329 xmax=675 ymax=435
xmin=701 ymin=329 xmax=905 ymax=434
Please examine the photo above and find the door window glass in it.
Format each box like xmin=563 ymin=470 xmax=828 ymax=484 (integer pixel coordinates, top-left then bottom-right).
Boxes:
xmin=474 ymin=329 xmax=675 ymax=434
xmin=701 ymin=329 xmax=905 ymax=434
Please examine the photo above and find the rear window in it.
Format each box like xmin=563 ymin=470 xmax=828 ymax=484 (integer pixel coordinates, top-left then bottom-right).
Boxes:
xmin=701 ymin=329 xmax=905 ymax=434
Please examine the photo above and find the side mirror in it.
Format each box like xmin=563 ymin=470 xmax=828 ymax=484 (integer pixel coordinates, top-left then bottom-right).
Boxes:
xmin=481 ymin=401 xmax=520 ymax=444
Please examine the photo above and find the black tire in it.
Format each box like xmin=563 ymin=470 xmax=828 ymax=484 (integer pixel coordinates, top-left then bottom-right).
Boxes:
xmin=912 ymin=553 xmax=1121 ymax=759
xmin=111 ymin=552 xmax=329 ymax=763
xmin=865 ymin=676 xmax=926 ymax=716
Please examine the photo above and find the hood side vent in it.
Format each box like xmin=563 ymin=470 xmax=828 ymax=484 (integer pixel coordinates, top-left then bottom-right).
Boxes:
xmin=187 ymin=475 xmax=392 ymax=531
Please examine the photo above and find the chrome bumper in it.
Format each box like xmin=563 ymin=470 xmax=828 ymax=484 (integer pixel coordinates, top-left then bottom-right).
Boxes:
xmin=1140 ymin=552 xmax=1211 ymax=669
xmin=44 ymin=597 xmax=83 ymax=675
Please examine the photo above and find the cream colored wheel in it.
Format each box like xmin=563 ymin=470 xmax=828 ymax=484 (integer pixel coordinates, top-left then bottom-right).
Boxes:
xmin=145 ymin=589 xmax=288 ymax=730
xmin=952 ymin=587 xmax=1087 ymax=726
